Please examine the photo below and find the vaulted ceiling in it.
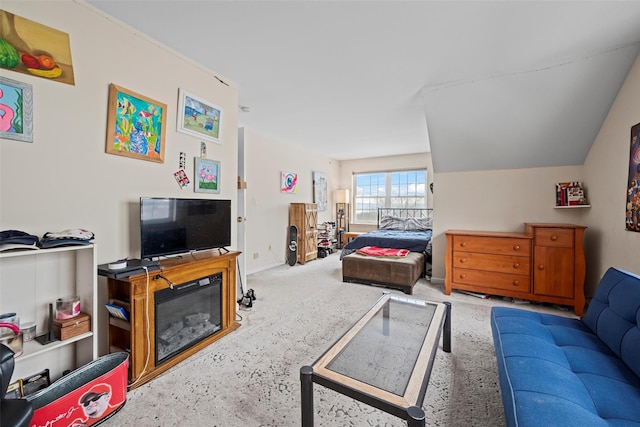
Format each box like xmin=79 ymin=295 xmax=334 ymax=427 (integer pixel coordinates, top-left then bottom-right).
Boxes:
xmin=87 ymin=1 xmax=640 ymax=172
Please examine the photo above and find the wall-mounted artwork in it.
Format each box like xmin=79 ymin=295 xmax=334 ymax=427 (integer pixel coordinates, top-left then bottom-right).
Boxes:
xmin=195 ymin=158 xmax=221 ymax=194
xmin=626 ymin=122 xmax=640 ymax=232
xmin=177 ymin=89 xmax=222 ymax=143
xmin=0 ymin=10 xmax=75 ymax=85
xmin=0 ymin=76 xmax=33 ymax=142
xmin=281 ymin=171 xmax=298 ymax=194
xmin=105 ymin=83 xmax=167 ymax=163
xmin=313 ymin=171 xmax=328 ymax=211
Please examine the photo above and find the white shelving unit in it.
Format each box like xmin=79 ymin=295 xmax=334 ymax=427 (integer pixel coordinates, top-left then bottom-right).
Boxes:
xmin=0 ymin=245 xmax=98 ymax=382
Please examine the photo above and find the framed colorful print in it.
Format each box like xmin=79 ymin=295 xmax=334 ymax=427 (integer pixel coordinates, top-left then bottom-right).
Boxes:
xmin=0 ymin=76 xmax=33 ymax=142
xmin=626 ymin=122 xmax=640 ymax=232
xmin=281 ymin=171 xmax=298 ymax=194
xmin=195 ymin=158 xmax=221 ymax=194
xmin=105 ymin=83 xmax=167 ymax=163
xmin=0 ymin=10 xmax=75 ymax=85
xmin=177 ymin=89 xmax=222 ymax=143
xmin=313 ymin=171 xmax=328 ymax=211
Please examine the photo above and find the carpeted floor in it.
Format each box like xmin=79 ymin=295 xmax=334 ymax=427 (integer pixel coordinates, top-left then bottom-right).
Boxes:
xmin=103 ymin=253 xmax=576 ymax=426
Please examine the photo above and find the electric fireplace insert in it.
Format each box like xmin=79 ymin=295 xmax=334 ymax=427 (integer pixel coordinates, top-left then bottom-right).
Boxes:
xmin=154 ymin=272 xmax=222 ymax=365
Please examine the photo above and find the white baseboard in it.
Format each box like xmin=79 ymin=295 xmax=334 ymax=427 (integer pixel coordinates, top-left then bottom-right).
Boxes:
xmin=430 ymin=277 xmax=445 ymax=285
xmin=247 ymin=261 xmax=284 ymax=275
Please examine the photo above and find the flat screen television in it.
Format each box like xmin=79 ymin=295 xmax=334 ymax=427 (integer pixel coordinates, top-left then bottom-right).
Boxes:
xmin=140 ymin=197 xmax=231 ymax=259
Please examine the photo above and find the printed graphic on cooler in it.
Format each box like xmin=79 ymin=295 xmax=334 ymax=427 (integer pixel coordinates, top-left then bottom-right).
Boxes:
xmin=28 ymin=353 xmax=128 ymax=427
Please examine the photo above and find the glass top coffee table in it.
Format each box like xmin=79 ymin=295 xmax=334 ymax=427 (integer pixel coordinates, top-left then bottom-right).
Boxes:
xmin=300 ymin=292 xmax=451 ymax=426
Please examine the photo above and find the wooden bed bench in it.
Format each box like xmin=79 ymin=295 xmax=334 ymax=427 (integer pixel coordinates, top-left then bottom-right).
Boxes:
xmin=342 ymin=252 xmax=425 ymax=294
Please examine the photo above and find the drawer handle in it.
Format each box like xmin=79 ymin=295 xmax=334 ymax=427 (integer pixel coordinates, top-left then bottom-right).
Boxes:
xmin=513 ymin=280 xmax=520 ymax=286
xmin=513 ymin=263 xmax=520 ymax=269
xmin=459 ymin=273 xmax=467 ymax=279
xmin=538 ymin=265 xmax=545 ymax=270
xmin=459 ymin=258 xmax=466 ymax=263
xmin=513 ymin=245 xmax=520 ymax=251
xmin=460 ymin=242 xmax=467 ymax=247
xmin=550 ymin=235 xmax=557 ymax=241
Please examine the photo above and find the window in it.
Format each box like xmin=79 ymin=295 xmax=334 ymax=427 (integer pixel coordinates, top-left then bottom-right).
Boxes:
xmin=353 ymin=170 xmax=427 ymax=223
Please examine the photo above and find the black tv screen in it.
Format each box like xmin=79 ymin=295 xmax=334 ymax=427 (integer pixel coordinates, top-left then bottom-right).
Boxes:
xmin=140 ymin=198 xmax=231 ymax=259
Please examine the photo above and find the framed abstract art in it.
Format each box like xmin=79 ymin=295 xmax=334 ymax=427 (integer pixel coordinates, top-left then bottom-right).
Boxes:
xmin=105 ymin=83 xmax=167 ymax=163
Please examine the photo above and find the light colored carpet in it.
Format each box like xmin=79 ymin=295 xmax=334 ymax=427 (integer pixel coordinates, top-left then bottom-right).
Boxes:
xmin=103 ymin=253 xmax=576 ymax=426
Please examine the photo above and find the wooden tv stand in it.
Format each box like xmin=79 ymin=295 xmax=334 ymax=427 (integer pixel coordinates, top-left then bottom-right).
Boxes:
xmin=106 ymin=250 xmax=240 ymax=389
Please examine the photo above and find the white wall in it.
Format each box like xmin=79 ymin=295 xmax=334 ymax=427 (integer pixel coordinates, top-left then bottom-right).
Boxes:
xmin=431 ymin=165 xmax=588 ymax=281
xmin=0 ymin=2 xmax=239 ymax=264
xmin=583 ymin=53 xmax=640 ymax=295
xmin=242 ymin=128 xmax=339 ymax=274
xmin=431 ymin=53 xmax=640 ymax=298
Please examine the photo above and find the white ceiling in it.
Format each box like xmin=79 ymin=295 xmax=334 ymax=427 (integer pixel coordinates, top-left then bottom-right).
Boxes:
xmin=86 ymin=1 xmax=640 ymax=172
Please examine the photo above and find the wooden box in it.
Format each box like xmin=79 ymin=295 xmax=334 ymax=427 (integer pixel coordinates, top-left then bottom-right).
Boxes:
xmin=52 ymin=312 xmax=91 ymax=340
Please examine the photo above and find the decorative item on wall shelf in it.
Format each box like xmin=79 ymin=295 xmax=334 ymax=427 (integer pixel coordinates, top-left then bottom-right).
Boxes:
xmin=281 ymin=171 xmax=298 ymax=193
xmin=105 ymin=83 xmax=167 ymax=163
xmin=626 ymin=121 xmax=640 ymax=232
xmin=555 ymin=182 xmax=589 ymax=207
xmin=177 ymin=89 xmax=222 ymax=143
xmin=0 ymin=76 xmax=33 ymax=142
xmin=0 ymin=10 xmax=75 ymax=85
xmin=194 ymin=157 xmax=221 ymax=194
xmin=313 ymin=171 xmax=328 ymax=211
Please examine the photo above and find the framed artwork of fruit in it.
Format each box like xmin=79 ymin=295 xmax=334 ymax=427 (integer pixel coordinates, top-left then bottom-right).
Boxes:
xmin=0 ymin=10 xmax=75 ymax=85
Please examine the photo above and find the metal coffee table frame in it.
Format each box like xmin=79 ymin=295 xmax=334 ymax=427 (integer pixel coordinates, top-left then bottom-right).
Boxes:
xmin=300 ymin=293 xmax=451 ymax=426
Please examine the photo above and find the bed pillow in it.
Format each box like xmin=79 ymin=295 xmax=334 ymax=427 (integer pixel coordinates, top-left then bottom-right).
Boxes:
xmin=404 ymin=217 xmax=433 ymax=231
xmin=379 ymin=215 xmax=406 ymax=230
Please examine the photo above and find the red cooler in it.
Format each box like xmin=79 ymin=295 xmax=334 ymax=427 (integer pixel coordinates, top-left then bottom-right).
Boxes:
xmin=26 ymin=352 xmax=128 ymax=427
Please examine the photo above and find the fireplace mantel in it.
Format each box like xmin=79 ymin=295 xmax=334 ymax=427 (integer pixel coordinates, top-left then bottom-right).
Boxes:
xmin=106 ymin=250 xmax=241 ymax=389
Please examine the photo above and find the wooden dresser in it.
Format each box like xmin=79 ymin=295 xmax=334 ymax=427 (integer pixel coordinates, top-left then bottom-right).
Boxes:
xmin=289 ymin=203 xmax=318 ymax=264
xmin=445 ymin=223 xmax=586 ymax=315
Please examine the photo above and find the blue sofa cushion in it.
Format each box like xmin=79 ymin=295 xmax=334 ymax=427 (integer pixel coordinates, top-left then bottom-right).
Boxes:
xmin=491 ymin=267 xmax=640 ymax=427
xmin=582 ymin=267 xmax=640 ymax=378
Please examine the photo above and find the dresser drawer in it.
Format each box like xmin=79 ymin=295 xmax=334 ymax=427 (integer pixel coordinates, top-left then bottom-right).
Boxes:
xmin=452 ymin=251 xmax=530 ymax=275
xmin=533 ymin=228 xmax=574 ymax=248
xmin=452 ymin=268 xmax=530 ymax=292
xmin=452 ymin=235 xmax=530 ymax=256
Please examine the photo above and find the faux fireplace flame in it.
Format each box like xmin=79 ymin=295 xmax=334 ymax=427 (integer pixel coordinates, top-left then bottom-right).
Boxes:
xmin=154 ymin=272 xmax=222 ymax=365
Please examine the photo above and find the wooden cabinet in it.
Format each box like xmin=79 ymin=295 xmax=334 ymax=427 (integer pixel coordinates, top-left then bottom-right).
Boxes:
xmin=445 ymin=224 xmax=586 ymax=315
xmin=289 ymin=203 xmax=318 ymax=264
xmin=525 ymin=223 xmax=586 ymax=310
xmin=0 ymin=245 xmax=98 ymax=382
xmin=106 ymin=250 xmax=240 ymax=389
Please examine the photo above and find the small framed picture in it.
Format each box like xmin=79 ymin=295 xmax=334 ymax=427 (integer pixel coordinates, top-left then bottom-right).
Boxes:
xmin=194 ymin=158 xmax=221 ymax=194
xmin=177 ymin=89 xmax=222 ymax=144
xmin=0 ymin=76 xmax=33 ymax=143
xmin=22 ymin=368 xmax=50 ymax=396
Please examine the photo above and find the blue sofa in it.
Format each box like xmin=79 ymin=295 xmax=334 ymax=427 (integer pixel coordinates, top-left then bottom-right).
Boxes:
xmin=491 ymin=267 xmax=640 ymax=426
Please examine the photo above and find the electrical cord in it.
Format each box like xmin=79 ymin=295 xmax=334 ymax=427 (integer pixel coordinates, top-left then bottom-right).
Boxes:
xmin=153 ymin=273 xmax=175 ymax=289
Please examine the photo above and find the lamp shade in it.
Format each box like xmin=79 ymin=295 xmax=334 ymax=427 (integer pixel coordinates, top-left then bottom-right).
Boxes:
xmin=335 ymin=189 xmax=350 ymax=204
